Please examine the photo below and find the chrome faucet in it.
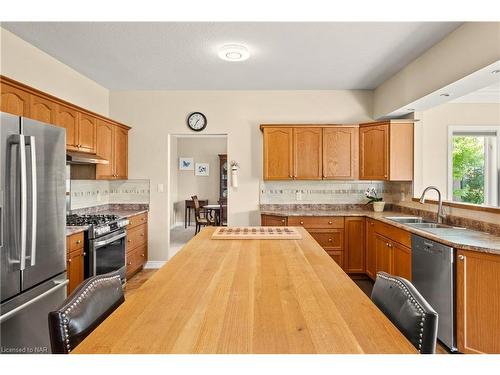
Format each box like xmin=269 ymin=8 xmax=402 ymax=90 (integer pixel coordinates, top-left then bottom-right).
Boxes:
xmin=419 ymin=186 xmax=446 ymax=224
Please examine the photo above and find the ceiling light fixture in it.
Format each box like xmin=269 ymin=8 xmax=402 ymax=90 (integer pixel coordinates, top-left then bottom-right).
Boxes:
xmin=440 ymin=93 xmax=450 ymax=97
xmin=492 ymin=69 xmax=500 ymax=74
xmin=407 ymin=108 xmax=415 ymax=112
xmin=218 ymin=44 xmax=250 ymax=62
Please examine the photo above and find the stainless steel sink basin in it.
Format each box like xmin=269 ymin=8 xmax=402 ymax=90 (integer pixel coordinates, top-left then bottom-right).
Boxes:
xmin=385 ymin=216 xmax=433 ymax=224
xmin=409 ymin=222 xmax=451 ymax=229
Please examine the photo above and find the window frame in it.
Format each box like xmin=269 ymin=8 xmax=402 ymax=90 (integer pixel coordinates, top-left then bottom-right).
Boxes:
xmin=447 ymin=125 xmax=500 ymax=206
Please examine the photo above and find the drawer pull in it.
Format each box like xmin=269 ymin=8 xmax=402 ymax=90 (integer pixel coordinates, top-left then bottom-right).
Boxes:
xmin=127 ymin=262 xmax=132 ymax=266
xmin=140 ymin=233 xmax=144 ymax=237
xmin=281 ymin=219 xmax=285 ymax=223
xmin=141 ymin=254 xmax=145 ymax=257
xmin=76 ymin=240 xmax=81 ymax=244
xmin=300 ymin=221 xmax=304 ymax=225
xmin=458 ymin=255 xmax=465 ymax=260
xmin=328 ymin=238 xmax=332 ymax=242
xmin=128 ymin=240 xmax=131 ymax=243
xmin=328 ymin=221 xmax=332 ymax=225
xmin=68 ymin=259 xmax=72 ymax=263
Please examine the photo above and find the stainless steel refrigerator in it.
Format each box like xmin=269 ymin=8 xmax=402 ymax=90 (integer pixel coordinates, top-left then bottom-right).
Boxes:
xmin=1 ymin=112 xmax=67 ymax=354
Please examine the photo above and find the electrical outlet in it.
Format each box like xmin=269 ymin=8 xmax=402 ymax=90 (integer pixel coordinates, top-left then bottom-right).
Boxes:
xmin=296 ymin=191 xmax=302 ymax=200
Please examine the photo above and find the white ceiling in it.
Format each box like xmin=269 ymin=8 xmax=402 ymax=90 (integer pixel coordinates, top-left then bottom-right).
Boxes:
xmin=2 ymin=22 xmax=462 ymax=90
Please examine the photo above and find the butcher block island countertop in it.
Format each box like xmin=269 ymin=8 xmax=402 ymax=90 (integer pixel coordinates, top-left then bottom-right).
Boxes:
xmin=73 ymin=227 xmax=416 ymax=354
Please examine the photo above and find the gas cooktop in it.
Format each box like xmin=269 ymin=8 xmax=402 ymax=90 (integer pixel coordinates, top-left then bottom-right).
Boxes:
xmin=66 ymin=214 xmax=120 ymax=226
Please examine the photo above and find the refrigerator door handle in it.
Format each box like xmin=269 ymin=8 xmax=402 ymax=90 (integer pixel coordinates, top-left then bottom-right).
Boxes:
xmin=26 ymin=136 xmax=37 ymax=267
xmin=18 ymin=134 xmax=28 ymax=271
xmin=0 ymin=279 xmax=68 ymax=323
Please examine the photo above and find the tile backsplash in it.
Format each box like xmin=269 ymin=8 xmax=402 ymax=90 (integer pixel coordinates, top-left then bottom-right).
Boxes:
xmin=70 ymin=179 xmax=150 ymax=210
xmin=260 ymin=180 xmax=412 ymax=205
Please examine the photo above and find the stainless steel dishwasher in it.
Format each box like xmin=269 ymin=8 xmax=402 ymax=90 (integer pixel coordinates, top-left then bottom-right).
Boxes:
xmin=412 ymin=234 xmax=457 ymax=352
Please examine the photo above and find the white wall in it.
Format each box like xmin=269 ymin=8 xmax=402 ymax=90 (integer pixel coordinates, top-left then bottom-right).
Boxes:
xmin=173 ymin=137 xmax=227 ymax=225
xmin=414 ymin=102 xmax=500 ymax=200
xmin=374 ymin=22 xmax=500 ymax=118
xmin=109 ymin=90 xmax=373 ymax=261
xmin=0 ymin=27 xmax=109 ymax=116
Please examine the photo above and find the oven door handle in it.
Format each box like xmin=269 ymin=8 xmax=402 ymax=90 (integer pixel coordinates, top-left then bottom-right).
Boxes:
xmin=93 ymin=232 xmax=127 ymax=248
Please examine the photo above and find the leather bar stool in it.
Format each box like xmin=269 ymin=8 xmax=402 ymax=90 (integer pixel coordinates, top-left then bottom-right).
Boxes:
xmin=371 ymin=272 xmax=439 ymax=354
xmin=48 ymin=272 xmax=124 ymax=353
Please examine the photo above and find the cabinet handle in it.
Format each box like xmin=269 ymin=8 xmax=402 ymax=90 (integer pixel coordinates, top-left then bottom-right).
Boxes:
xmin=140 ymin=233 xmax=144 ymax=237
xmin=127 ymin=261 xmax=132 ymax=266
xmin=76 ymin=240 xmax=81 ymax=244
xmin=328 ymin=221 xmax=332 ymax=225
xmin=281 ymin=219 xmax=285 ymax=223
xmin=384 ymin=174 xmax=388 ymax=178
xmin=68 ymin=258 xmax=72 ymax=263
xmin=300 ymin=221 xmax=304 ymax=225
xmin=328 ymin=238 xmax=332 ymax=242
xmin=386 ymin=243 xmax=389 ymax=247
xmin=128 ymin=240 xmax=131 ymax=243
xmin=289 ymin=175 xmax=292 ymax=178
xmin=141 ymin=254 xmax=145 ymax=257
xmin=83 ymin=252 xmax=86 ymax=256
xmin=458 ymin=255 xmax=465 ymax=260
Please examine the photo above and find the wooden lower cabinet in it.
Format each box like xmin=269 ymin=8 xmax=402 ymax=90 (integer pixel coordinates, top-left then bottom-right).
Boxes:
xmin=261 ymin=214 xmax=287 ymax=226
xmin=457 ymin=249 xmax=500 ymax=354
xmin=344 ymin=217 xmax=365 ymax=273
xmin=326 ymin=250 xmax=344 ymax=269
xmin=66 ymin=233 xmax=85 ymax=295
xmin=375 ymin=234 xmax=393 ymax=275
xmin=392 ymin=242 xmax=412 ymax=281
xmin=126 ymin=212 xmax=148 ymax=279
xmin=365 ymin=218 xmax=377 ymax=280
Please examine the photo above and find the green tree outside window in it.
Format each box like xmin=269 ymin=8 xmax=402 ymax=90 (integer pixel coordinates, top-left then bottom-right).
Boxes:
xmin=452 ymin=136 xmax=485 ymax=204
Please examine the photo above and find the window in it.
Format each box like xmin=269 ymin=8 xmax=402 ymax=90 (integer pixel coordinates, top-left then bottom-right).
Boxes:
xmin=448 ymin=126 xmax=500 ymax=207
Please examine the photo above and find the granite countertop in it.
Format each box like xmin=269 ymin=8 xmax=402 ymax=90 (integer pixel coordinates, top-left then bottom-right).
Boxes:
xmin=65 ymin=209 xmax=148 ymax=237
xmin=261 ymin=209 xmax=500 ymax=255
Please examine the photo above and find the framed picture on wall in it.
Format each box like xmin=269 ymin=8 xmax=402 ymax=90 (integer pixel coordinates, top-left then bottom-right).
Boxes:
xmin=179 ymin=157 xmax=194 ymax=170
xmin=195 ymin=163 xmax=210 ymax=176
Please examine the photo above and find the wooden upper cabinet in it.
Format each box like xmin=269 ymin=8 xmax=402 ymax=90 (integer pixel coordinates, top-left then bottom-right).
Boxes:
xmin=359 ymin=121 xmax=413 ymax=181
xmin=29 ymin=94 xmax=57 ymax=124
xmin=344 ymin=217 xmax=365 ymax=273
xmin=359 ymin=123 xmax=389 ymax=180
xmin=293 ymin=127 xmax=322 ymax=180
xmin=1 ymin=82 xmax=30 ymax=116
xmin=78 ymin=113 xmax=97 ymax=153
xmin=457 ymin=249 xmax=500 ymax=354
xmin=96 ymin=120 xmax=115 ymax=179
xmin=56 ymin=105 xmax=79 ymax=150
xmin=114 ymin=126 xmax=128 ymax=179
xmin=323 ymin=127 xmax=359 ymax=179
xmin=263 ymin=127 xmax=293 ymax=180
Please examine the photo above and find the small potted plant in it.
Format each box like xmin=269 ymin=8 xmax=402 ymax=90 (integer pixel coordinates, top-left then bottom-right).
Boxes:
xmin=365 ymin=187 xmax=385 ymax=212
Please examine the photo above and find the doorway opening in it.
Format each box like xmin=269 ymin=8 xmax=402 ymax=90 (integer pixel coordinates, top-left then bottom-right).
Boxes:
xmin=168 ymin=134 xmax=228 ymax=258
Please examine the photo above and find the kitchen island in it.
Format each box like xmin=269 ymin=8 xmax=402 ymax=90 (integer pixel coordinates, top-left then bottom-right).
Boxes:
xmin=73 ymin=227 xmax=415 ymax=354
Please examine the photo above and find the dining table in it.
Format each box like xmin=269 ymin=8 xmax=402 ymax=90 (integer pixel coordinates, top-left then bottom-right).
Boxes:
xmin=72 ymin=226 xmax=416 ymax=354
xmin=203 ymin=203 xmax=227 ymax=225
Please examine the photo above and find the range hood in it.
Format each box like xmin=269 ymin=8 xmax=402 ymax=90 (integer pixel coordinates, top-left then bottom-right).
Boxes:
xmin=66 ymin=151 xmax=109 ymax=165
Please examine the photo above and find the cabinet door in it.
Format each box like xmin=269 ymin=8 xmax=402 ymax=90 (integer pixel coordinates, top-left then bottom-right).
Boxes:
xmin=326 ymin=250 xmax=344 ymax=269
xmin=67 ymin=248 xmax=85 ymax=295
xmin=293 ymin=127 xmax=322 ymax=179
xmin=29 ymin=94 xmax=57 ymax=124
xmin=457 ymin=250 xmax=500 ymax=354
xmin=56 ymin=105 xmax=79 ymax=150
xmin=344 ymin=217 xmax=365 ymax=273
xmin=375 ymin=234 xmax=393 ymax=275
xmin=359 ymin=124 xmax=389 ymax=180
xmin=323 ymin=127 xmax=359 ymax=179
xmin=393 ymin=242 xmax=412 ymax=281
xmin=365 ymin=219 xmax=376 ymax=280
xmin=263 ymin=128 xmax=293 ymax=180
xmin=1 ymin=82 xmax=30 ymax=116
xmin=113 ymin=126 xmax=128 ymax=179
xmin=78 ymin=113 xmax=97 ymax=153
xmin=95 ymin=120 xmax=115 ymax=179
xmin=261 ymin=215 xmax=287 ymax=226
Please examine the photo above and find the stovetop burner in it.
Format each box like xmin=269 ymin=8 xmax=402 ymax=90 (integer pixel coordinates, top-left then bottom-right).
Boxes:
xmin=66 ymin=214 xmax=120 ymax=226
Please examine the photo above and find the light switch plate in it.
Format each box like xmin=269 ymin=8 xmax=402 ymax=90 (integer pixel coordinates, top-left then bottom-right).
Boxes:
xmin=158 ymin=183 xmax=164 ymax=193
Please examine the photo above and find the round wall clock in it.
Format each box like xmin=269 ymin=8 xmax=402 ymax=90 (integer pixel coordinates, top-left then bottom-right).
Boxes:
xmin=187 ymin=112 xmax=207 ymax=132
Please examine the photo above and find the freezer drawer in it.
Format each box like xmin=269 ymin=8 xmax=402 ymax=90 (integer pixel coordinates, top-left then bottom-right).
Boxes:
xmin=0 ymin=273 xmax=67 ymax=354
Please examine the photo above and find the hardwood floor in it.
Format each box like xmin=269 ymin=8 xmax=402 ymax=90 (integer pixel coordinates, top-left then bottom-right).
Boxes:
xmin=125 ymin=269 xmax=157 ymax=298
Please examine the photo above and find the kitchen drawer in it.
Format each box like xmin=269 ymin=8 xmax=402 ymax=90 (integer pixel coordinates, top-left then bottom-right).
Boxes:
xmin=287 ymin=216 xmax=344 ymax=229
xmin=127 ymin=212 xmax=148 ymax=229
xmin=127 ymin=224 xmax=147 ymax=251
xmin=309 ymin=229 xmax=343 ymax=250
xmin=67 ymin=232 xmax=84 ymax=252
xmin=325 ymin=250 xmax=344 ymax=269
xmin=374 ymin=220 xmax=411 ymax=248
xmin=126 ymin=244 xmax=146 ymax=278
xmin=261 ymin=214 xmax=287 ymax=226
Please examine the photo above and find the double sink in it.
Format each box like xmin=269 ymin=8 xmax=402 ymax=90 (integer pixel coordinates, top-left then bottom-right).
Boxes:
xmin=385 ymin=216 xmax=465 ymax=233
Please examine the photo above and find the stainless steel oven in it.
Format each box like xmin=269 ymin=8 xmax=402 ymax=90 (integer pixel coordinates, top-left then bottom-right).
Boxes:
xmin=87 ymin=228 xmax=127 ymax=283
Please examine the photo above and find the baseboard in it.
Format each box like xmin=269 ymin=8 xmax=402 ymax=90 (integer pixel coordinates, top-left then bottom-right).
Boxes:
xmin=144 ymin=261 xmax=167 ymax=269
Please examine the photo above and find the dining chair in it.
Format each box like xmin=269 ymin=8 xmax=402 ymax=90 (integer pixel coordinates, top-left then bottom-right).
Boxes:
xmin=191 ymin=195 xmax=215 ymax=234
xmin=48 ymin=272 xmax=124 ymax=354
xmin=371 ymin=271 xmax=438 ymax=354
